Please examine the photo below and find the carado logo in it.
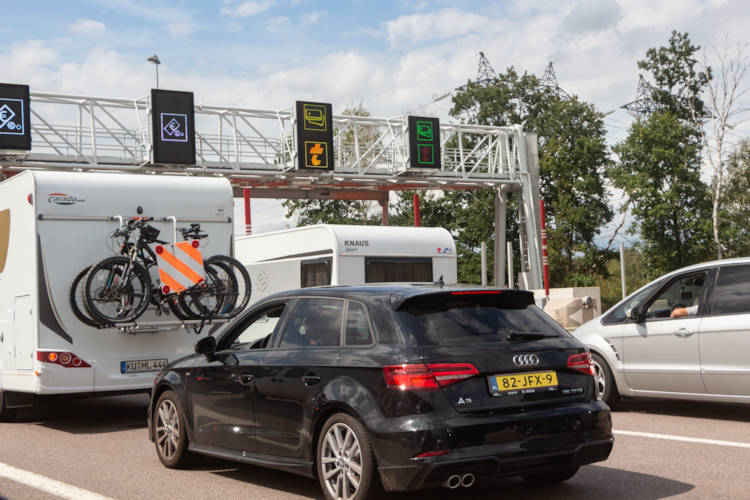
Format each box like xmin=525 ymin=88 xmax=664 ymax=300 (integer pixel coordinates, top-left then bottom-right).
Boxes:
xmin=47 ymin=192 xmax=86 ymax=205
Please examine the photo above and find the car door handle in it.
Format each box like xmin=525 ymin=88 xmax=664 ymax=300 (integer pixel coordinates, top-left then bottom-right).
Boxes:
xmin=239 ymin=373 xmax=255 ymax=385
xmin=302 ymin=375 xmax=321 ymax=386
xmin=674 ymin=328 xmax=694 ymax=337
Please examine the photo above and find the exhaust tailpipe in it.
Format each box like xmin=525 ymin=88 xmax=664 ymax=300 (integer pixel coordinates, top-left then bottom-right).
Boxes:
xmin=443 ymin=474 xmax=461 ymax=489
xmin=461 ymin=473 xmax=476 ymax=488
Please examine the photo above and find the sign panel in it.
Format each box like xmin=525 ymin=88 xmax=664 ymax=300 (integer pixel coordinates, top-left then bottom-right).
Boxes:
xmin=0 ymin=83 xmax=31 ymax=150
xmin=408 ymin=116 xmax=440 ymax=169
xmin=296 ymin=100 xmax=334 ymax=170
xmin=151 ymin=89 xmax=196 ymax=164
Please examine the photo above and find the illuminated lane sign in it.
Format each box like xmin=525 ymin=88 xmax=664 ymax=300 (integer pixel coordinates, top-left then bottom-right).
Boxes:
xmin=408 ymin=116 xmax=440 ymax=169
xmin=0 ymin=83 xmax=31 ymax=150
xmin=296 ymin=101 xmax=334 ymax=170
xmin=151 ymin=89 xmax=196 ymax=164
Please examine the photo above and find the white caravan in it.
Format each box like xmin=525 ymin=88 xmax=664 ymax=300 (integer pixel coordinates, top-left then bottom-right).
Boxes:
xmin=0 ymin=171 xmax=233 ymax=414
xmin=235 ymin=224 xmax=457 ymax=303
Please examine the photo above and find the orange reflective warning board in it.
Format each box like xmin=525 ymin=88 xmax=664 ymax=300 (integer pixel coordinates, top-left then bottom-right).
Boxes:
xmin=153 ymin=241 xmax=205 ymax=293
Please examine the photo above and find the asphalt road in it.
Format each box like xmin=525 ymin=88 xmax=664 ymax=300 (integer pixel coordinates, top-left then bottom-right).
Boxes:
xmin=1 ymin=394 xmax=749 ymax=500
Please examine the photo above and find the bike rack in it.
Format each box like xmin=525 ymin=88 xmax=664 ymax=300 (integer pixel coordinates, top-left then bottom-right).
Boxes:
xmin=96 ymin=318 xmax=232 ymax=334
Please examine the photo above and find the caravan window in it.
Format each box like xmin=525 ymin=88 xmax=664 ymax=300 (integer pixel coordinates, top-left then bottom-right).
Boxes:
xmin=365 ymin=257 xmax=433 ymax=283
xmin=301 ymin=258 xmax=331 ymax=287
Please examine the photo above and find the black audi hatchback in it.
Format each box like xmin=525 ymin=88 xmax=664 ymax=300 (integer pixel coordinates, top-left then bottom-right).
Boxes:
xmin=148 ymin=285 xmax=612 ymax=500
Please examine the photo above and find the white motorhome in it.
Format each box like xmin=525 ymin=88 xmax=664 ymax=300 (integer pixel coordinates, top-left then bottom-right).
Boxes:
xmin=235 ymin=224 xmax=457 ymax=303
xmin=0 ymin=171 xmax=233 ymax=416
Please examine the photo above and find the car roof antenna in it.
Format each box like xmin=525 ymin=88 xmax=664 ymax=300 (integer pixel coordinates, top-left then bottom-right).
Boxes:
xmin=434 ymin=275 xmax=444 ymax=288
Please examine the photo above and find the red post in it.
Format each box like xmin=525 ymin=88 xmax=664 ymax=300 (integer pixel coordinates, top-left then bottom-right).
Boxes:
xmin=413 ymin=193 xmax=421 ymax=227
xmin=540 ymin=199 xmax=550 ymax=298
xmin=243 ymin=188 xmax=252 ymax=235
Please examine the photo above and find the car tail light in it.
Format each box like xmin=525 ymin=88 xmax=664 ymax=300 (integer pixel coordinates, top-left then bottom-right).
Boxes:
xmin=567 ymin=352 xmax=595 ymax=376
xmin=383 ymin=363 xmax=479 ymax=390
xmin=37 ymin=351 xmax=91 ymax=368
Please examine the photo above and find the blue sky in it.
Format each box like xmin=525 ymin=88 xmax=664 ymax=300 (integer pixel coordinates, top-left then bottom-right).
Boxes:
xmin=3 ymin=0 xmax=749 ymax=237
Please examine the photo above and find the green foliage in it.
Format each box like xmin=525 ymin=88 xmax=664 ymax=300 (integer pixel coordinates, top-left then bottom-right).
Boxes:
xmin=638 ymin=30 xmax=710 ymax=120
xmin=597 ymin=247 xmax=650 ymax=310
xmin=721 ymin=139 xmax=750 ymax=257
xmin=449 ymin=67 xmax=614 ymax=285
xmin=610 ymin=112 xmax=713 ymax=277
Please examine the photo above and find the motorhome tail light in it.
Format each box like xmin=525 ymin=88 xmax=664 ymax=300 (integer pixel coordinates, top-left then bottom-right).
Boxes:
xmin=191 ymin=240 xmax=200 ymax=248
xmin=36 ymin=351 xmax=91 ymax=368
xmin=162 ymin=285 xmax=171 ymax=294
xmin=383 ymin=363 xmax=479 ymax=390
xmin=567 ymin=352 xmax=595 ymax=376
xmin=27 ymin=193 xmax=33 ymax=205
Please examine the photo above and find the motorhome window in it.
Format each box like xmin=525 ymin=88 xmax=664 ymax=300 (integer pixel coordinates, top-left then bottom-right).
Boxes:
xmin=365 ymin=257 xmax=433 ymax=283
xmin=301 ymin=258 xmax=332 ymax=287
xmin=0 ymin=209 xmax=9 ymax=274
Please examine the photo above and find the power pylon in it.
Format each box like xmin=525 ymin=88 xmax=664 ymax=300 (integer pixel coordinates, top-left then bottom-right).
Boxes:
xmin=539 ymin=61 xmax=569 ymax=98
xmin=621 ymin=75 xmax=655 ymax=117
xmin=476 ymin=51 xmax=498 ymax=85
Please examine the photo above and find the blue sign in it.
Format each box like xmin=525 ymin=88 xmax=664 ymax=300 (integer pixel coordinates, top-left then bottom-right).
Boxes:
xmin=0 ymin=83 xmax=31 ymax=150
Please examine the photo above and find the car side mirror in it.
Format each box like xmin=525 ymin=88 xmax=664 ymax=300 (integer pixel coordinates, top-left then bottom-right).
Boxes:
xmin=625 ymin=306 xmax=643 ymax=323
xmin=195 ymin=336 xmax=217 ymax=355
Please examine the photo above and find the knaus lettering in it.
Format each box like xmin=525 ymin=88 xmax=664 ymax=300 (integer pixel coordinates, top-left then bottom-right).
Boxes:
xmin=47 ymin=192 xmax=86 ymax=205
xmin=344 ymin=240 xmax=369 ymax=247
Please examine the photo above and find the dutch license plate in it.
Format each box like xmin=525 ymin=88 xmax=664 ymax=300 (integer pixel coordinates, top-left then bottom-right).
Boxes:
xmin=488 ymin=370 xmax=558 ymax=396
xmin=121 ymin=358 xmax=168 ymax=374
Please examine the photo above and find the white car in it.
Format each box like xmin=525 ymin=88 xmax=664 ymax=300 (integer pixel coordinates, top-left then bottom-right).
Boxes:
xmin=573 ymin=258 xmax=750 ymax=408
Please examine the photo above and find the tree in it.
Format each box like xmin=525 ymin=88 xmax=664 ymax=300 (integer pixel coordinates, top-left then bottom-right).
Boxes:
xmin=283 ymin=102 xmax=380 ymax=225
xmin=446 ymin=67 xmax=613 ymax=285
xmin=722 ymin=139 xmax=750 ymax=257
xmin=610 ymin=112 xmax=713 ymax=277
xmin=690 ymin=39 xmax=750 ymax=259
xmin=638 ymin=30 xmax=711 ymax=120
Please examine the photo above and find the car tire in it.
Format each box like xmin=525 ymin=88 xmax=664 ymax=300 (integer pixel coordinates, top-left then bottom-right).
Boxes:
xmin=522 ymin=465 xmax=579 ymax=484
xmin=317 ymin=413 xmax=379 ymax=500
xmin=153 ymin=391 xmax=201 ymax=468
xmin=592 ymin=352 xmax=620 ymax=409
xmin=0 ymin=390 xmax=18 ymax=422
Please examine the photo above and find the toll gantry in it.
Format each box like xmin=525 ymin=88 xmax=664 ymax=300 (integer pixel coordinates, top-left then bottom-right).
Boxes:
xmin=0 ymin=84 xmax=543 ymax=289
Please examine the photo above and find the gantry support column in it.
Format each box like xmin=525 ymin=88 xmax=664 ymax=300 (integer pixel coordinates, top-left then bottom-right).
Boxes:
xmin=494 ymin=188 xmax=507 ymax=287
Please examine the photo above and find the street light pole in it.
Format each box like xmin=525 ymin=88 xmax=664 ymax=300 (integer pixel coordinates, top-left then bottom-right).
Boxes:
xmin=147 ymin=55 xmax=161 ymax=89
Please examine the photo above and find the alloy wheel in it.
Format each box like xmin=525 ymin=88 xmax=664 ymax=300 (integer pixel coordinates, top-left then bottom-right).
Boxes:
xmin=155 ymin=399 xmax=180 ymax=461
xmin=593 ymin=359 xmax=606 ymax=399
xmin=321 ymin=422 xmax=363 ymax=500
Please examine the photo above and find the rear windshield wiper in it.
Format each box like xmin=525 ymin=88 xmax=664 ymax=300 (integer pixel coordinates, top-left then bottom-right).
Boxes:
xmin=504 ymin=330 xmax=557 ymax=342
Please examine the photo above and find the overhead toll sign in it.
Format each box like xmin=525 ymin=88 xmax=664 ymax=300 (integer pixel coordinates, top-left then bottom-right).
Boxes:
xmin=408 ymin=116 xmax=440 ymax=169
xmin=151 ymin=89 xmax=196 ymax=165
xmin=296 ymin=100 xmax=334 ymax=170
xmin=0 ymin=83 xmax=31 ymax=151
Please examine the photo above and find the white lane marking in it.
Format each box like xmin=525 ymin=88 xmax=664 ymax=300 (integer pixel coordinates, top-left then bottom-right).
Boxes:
xmin=0 ymin=461 xmax=114 ymax=500
xmin=614 ymin=430 xmax=750 ymax=449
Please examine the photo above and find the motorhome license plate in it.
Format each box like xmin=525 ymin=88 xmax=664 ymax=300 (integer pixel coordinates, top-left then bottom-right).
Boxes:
xmin=121 ymin=359 xmax=168 ymax=374
xmin=488 ymin=371 xmax=558 ymax=396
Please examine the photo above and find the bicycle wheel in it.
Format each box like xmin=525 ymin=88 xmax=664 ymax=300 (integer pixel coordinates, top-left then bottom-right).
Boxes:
xmin=177 ymin=259 xmax=237 ymax=320
xmin=69 ymin=266 xmax=101 ymax=327
xmin=204 ymin=255 xmax=251 ymax=318
xmin=84 ymin=256 xmax=152 ymax=324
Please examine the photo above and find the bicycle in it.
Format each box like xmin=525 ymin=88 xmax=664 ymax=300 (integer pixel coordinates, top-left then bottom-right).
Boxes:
xmin=72 ymin=219 xmax=251 ymax=326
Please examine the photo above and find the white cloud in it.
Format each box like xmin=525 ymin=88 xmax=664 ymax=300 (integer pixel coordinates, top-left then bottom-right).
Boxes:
xmin=167 ymin=22 xmax=195 ymax=36
xmin=385 ymin=8 xmax=489 ymax=46
xmin=222 ymin=0 xmax=276 ymax=18
xmin=69 ymin=18 xmax=107 ymax=36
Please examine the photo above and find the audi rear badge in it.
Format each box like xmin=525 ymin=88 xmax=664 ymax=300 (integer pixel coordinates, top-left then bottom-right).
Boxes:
xmin=513 ymin=354 xmax=540 ymax=367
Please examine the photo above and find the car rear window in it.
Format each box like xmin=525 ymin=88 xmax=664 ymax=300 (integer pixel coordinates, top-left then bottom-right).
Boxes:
xmin=396 ymin=292 xmax=569 ymax=345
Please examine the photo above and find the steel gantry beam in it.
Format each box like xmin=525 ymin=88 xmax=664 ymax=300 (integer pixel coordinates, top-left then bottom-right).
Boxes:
xmin=0 ymin=90 xmax=543 ymax=289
